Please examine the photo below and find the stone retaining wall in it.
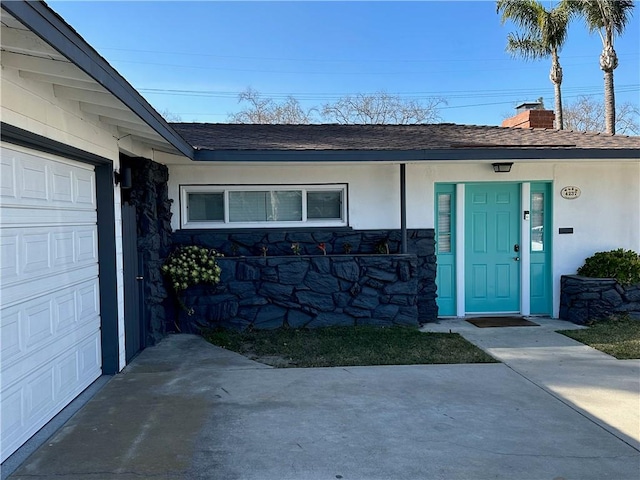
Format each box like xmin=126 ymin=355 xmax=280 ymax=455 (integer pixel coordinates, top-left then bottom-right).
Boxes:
xmin=559 ymin=275 xmax=640 ymax=324
xmin=173 ymin=254 xmax=418 ymax=331
xmin=171 ymin=228 xmax=438 ymax=325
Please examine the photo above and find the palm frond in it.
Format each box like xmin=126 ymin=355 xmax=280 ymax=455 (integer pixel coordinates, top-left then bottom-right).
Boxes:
xmin=498 ymin=0 xmax=572 ymax=58
xmin=497 ymin=0 xmax=544 ymax=30
xmin=568 ymin=0 xmax=635 ymax=34
xmin=506 ymin=33 xmax=550 ymax=59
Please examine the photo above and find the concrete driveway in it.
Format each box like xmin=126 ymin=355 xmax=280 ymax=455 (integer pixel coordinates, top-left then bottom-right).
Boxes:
xmin=5 ymin=320 xmax=640 ymax=480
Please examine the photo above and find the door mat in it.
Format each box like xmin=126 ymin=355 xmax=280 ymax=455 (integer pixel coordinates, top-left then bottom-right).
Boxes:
xmin=466 ymin=317 xmax=540 ymax=328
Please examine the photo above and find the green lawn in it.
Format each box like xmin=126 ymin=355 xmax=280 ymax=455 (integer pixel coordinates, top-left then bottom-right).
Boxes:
xmin=203 ymin=325 xmax=498 ymax=368
xmin=557 ymin=317 xmax=640 ymax=359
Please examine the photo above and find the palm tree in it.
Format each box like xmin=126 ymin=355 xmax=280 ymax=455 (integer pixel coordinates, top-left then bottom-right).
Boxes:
xmin=566 ymin=0 xmax=635 ymax=135
xmin=497 ymin=0 xmax=574 ymax=129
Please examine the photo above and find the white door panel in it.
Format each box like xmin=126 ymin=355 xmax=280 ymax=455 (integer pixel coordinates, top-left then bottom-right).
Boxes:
xmin=0 ymin=145 xmax=102 ymax=462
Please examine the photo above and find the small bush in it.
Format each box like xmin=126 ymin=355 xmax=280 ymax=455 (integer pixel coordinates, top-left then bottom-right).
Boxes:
xmin=162 ymin=245 xmax=223 ymax=315
xmin=577 ymin=249 xmax=640 ymax=286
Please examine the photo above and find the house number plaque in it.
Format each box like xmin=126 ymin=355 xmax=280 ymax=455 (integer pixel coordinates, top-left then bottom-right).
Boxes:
xmin=560 ymin=186 xmax=581 ymax=199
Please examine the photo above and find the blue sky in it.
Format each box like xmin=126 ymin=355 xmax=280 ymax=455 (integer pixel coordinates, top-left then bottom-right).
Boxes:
xmin=48 ymin=1 xmax=639 ymax=126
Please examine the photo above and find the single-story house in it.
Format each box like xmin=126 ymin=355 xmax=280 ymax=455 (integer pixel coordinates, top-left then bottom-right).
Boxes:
xmin=1 ymin=0 xmax=639 ymax=464
xmin=160 ymin=120 xmax=639 ymax=328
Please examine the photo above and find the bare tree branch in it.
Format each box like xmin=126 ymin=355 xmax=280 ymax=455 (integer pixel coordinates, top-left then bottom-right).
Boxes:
xmin=227 ymin=88 xmax=446 ymax=125
xmin=321 ymin=91 xmax=446 ymax=125
xmin=563 ymin=95 xmax=639 ymax=134
xmin=228 ymin=88 xmax=316 ymax=124
xmin=159 ymin=108 xmax=182 ymax=122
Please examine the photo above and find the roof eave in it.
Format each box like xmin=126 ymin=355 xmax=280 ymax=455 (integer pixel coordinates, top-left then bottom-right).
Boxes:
xmin=3 ymin=0 xmax=195 ymax=159
xmin=193 ymin=148 xmax=640 ymax=162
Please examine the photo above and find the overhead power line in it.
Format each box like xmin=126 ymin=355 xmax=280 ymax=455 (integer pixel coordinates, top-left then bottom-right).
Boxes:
xmin=107 ymin=57 xmax=638 ymax=76
xmin=97 ymin=45 xmax=639 ymax=65
xmin=138 ymin=84 xmax=639 ymax=101
xmin=158 ymin=88 xmax=639 ymax=118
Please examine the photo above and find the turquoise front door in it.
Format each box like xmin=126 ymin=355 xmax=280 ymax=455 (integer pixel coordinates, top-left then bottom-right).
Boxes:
xmin=465 ymin=183 xmax=520 ymax=313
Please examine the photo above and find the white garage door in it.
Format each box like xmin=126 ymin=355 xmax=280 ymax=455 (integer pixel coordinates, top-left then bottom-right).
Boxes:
xmin=0 ymin=145 xmax=102 ymax=462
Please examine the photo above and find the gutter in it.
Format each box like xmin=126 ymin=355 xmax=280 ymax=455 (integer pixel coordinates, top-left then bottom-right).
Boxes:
xmin=193 ymin=148 xmax=640 ymax=162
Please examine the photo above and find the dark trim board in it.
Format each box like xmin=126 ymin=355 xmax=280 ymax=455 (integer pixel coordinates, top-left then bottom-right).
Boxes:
xmin=1 ymin=123 xmax=120 ymax=374
xmin=193 ymin=147 xmax=640 ymax=163
xmin=1 ymin=2 xmax=194 ymax=159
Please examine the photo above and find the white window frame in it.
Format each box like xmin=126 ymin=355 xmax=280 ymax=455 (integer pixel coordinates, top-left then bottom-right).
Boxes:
xmin=180 ymin=184 xmax=348 ymax=229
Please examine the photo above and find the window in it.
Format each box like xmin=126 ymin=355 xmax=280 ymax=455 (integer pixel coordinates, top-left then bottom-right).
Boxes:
xmin=228 ymin=191 xmax=302 ymax=222
xmin=181 ymin=185 xmax=347 ymax=228
xmin=187 ymin=193 xmax=224 ymax=222
xmin=437 ymin=193 xmax=452 ymax=253
xmin=531 ymin=192 xmax=545 ymax=251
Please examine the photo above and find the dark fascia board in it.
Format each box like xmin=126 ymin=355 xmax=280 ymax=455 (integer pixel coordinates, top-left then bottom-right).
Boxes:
xmin=193 ymin=148 xmax=640 ymax=162
xmin=2 ymin=1 xmax=195 ymax=159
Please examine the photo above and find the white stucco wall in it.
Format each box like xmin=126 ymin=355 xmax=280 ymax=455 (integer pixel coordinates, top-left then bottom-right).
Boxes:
xmin=414 ymin=160 xmax=639 ymax=316
xmin=1 ymin=64 xmax=158 ymax=371
xmin=168 ymin=158 xmax=640 ymax=318
xmin=168 ymin=163 xmax=403 ymax=231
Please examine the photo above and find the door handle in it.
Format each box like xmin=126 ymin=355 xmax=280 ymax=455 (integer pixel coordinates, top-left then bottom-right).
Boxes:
xmin=136 ymin=276 xmax=144 ymax=281
xmin=513 ymin=257 xmax=520 ymax=261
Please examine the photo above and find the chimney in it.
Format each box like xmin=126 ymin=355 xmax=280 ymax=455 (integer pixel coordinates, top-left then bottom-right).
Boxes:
xmin=502 ymin=101 xmax=555 ymax=129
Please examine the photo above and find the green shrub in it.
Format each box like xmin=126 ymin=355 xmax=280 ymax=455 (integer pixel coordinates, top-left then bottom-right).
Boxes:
xmin=162 ymin=245 xmax=223 ymax=315
xmin=577 ymin=249 xmax=640 ymax=286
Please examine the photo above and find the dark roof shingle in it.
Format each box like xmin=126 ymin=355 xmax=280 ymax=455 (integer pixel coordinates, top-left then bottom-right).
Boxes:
xmin=169 ymin=123 xmax=640 ymax=152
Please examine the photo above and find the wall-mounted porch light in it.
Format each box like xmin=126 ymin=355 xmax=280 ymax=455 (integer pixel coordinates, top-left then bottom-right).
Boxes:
xmin=492 ymin=162 xmax=513 ymax=173
xmin=114 ymin=167 xmax=132 ymax=189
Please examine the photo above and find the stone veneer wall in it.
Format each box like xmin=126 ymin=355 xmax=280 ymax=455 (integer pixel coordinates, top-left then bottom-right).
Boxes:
xmin=174 ymin=254 xmax=418 ymax=331
xmin=560 ymin=275 xmax=640 ymax=324
xmin=170 ymin=228 xmax=437 ymax=330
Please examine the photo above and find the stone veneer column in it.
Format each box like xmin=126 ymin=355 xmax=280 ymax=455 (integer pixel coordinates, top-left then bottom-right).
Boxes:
xmin=123 ymin=156 xmax=173 ymax=344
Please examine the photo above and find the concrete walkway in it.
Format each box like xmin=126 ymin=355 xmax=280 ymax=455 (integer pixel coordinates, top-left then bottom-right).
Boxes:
xmin=422 ymin=317 xmax=640 ymax=451
xmin=5 ymin=321 xmax=640 ymax=480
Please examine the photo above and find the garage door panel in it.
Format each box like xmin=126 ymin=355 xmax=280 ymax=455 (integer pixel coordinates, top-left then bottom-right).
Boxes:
xmin=77 ymin=279 xmax=100 ymax=322
xmin=73 ymin=168 xmax=96 ymax=206
xmin=1 ymin=330 xmax=101 ymax=462
xmin=0 ymin=207 xmax=96 ymax=227
xmin=76 ymin=227 xmax=98 ymax=262
xmin=55 ymin=291 xmax=77 ymax=331
xmin=0 ymin=146 xmax=102 ymax=462
xmin=52 ymin=231 xmax=75 ymax=266
xmin=19 ymin=159 xmax=48 ymax=202
xmin=1 ymin=312 xmax=100 ymax=390
xmin=23 ymin=232 xmax=50 ymax=274
xmin=51 ymin=165 xmax=73 ymax=203
xmin=0 ymin=233 xmax=19 ymax=281
xmin=1 ymin=146 xmax=96 ymax=209
xmin=25 ymin=299 xmax=54 ymax=348
xmin=26 ymin=368 xmax=56 ymax=423
xmin=0 ymin=155 xmax=16 ymax=197
xmin=1 ymin=225 xmax=98 ymax=291
xmin=1 ymin=264 xmax=99 ymax=307
xmin=1 ymin=310 xmax=22 ymax=360
xmin=1 ymin=389 xmax=24 ymax=452
xmin=1 ymin=279 xmax=101 ymax=375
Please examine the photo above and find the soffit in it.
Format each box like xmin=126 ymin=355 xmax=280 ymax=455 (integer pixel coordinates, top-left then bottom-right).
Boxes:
xmin=0 ymin=6 xmax=189 ymax=157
